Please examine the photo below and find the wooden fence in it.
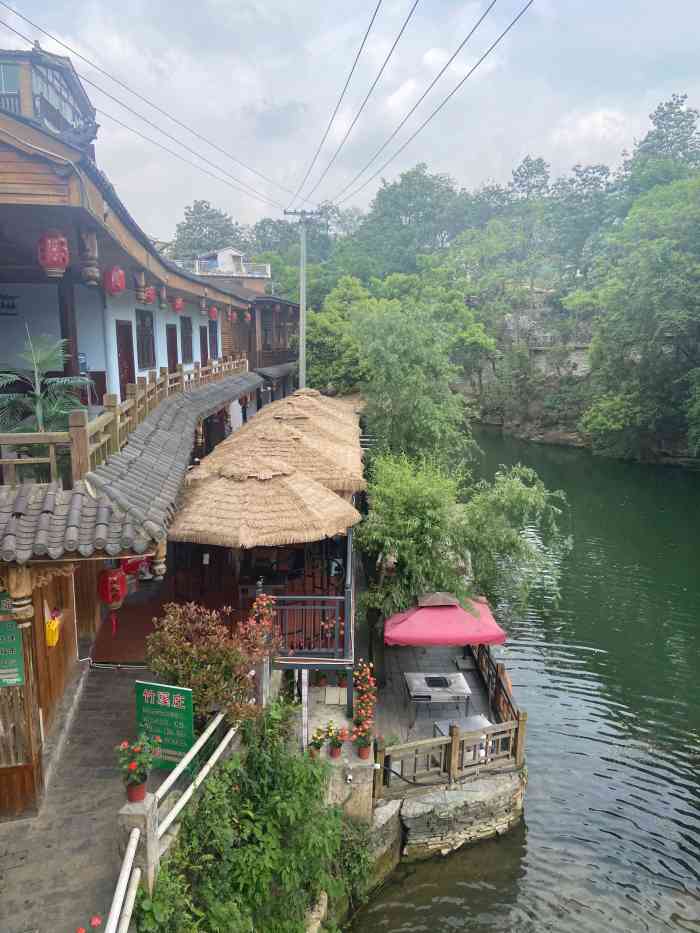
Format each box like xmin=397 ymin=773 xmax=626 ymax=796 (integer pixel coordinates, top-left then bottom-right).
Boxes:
xmin=0 ymin=354 xmax=247 ymax=487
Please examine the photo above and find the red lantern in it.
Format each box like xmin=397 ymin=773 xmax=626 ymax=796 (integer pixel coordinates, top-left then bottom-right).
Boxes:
xmin=230 ymin=309 xmax=238 ymax=324
xmin=209 ymin=306 xmax=218 ymax=321
xmin=103 ymin=266 xmax=126 ymax=295
xmin=144 ymin=286 xmax=156 ymax=304
xmin=244 ymin=310 xmax=252 ymax=323
xmin=37 ymin=230 xmax=70 ymax=278
xmin=170 ymin=296 xmax=185 ymax=313
xmin=98 ymin=568 xmax=128 ymax=637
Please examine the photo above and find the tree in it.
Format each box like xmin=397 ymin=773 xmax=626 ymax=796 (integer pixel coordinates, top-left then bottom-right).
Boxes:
xmin=169 ymin=200 xmax=248 ymax=258
xmin=509 ymin=155 xmax=550 ymax=200
xmin=306 ymin=277 xmax=370 ymax=392
xmin=0 ymin=332 xmax=89 ymax=431
xmin=566 ymin=173 xmax=700 ymax=456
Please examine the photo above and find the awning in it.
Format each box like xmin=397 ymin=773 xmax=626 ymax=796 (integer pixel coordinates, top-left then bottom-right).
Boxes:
xmin=255 ymin=362 xmax=297 ymax=381
xmin=384 ymin=595 xmax=506 ymax=647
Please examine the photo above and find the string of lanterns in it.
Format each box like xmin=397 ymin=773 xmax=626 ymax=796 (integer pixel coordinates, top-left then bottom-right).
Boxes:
xmin=35 ymin=231 xmax=255 ymax=326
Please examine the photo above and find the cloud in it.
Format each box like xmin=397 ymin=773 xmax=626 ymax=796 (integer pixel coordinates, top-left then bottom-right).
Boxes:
xmin=4 ymin=0 xmax=700 ymax=234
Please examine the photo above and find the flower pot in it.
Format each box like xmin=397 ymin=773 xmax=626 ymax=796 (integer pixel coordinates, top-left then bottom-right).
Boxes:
xmin=317 ymin=676 xmax=328 ymax=688
xmin=309 ymin=747 xmax=319 ymax=759
xmin=126 ymin=781 xmax=146 ymax=803
xmin=329 ymin=745 xmax=342 ymax=759
xmin=357 ymin=745 xmax=371 ymax=760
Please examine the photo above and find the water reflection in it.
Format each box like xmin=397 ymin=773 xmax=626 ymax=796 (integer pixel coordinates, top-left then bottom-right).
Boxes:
xmin=351 ymin=430 xmax=700 ymax=932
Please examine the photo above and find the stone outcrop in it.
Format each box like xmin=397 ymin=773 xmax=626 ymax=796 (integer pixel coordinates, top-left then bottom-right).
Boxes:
xmin=399 ymin=769 xmax=526 ymax=861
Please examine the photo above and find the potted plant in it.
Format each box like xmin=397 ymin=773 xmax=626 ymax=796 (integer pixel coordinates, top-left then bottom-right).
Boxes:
xmin=316 ymin=671 xmax=328 ymax=688
xmin=337 ymin=671 xmax=348 ymax=688
xmin=309 ymin=726 xmax=326 ymax=759
xmin=326 ymin=721 xmax=344 ymax=759
xmin=116 ymin=733 xmax=159 ymax=802
xmin=352 ymin=724 xmax=373 ymax=760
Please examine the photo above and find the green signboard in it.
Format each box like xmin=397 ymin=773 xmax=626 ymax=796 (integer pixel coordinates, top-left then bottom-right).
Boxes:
xmin=0 ymin=619 xmax=25 ymax=687
xmin=135 ymin=680 xmax=194 ymax=771
xmin=0 ymin=590 xmax=11 ymax=617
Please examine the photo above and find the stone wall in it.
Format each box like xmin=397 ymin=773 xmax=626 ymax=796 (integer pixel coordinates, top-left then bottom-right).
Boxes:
xmin=324 ymin=755 xmax=375 ymax=824
xmin=399 ymin=769 xmax=527 ymax=861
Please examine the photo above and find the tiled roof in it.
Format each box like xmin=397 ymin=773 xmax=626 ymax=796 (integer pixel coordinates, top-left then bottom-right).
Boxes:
xmin=0 ymin=373 xmax=262 ymax=564
xmin=255 ymin=362 xmax=298 ymax=381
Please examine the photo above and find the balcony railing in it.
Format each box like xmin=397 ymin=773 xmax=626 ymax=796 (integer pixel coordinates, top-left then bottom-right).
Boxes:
xmin=0 ymin=92 xmax=20 ymax=115
xmin=0 ymin=354 xmax=248 ymax=487
xmin=172 ymin=259 xmax=271 ymax=279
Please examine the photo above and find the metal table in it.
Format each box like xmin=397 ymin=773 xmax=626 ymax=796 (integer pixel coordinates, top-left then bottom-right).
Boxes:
xmin=403 ymin=672 xmax=471 ymax=728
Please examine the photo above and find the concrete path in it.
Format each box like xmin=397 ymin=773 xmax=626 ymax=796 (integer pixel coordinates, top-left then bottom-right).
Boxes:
xmin=0 ymin=666 xmax=150 ymax=933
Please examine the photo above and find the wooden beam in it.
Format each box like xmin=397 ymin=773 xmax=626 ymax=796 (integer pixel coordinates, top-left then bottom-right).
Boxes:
xmin=58 ymin=272 xmax=79 ymax=376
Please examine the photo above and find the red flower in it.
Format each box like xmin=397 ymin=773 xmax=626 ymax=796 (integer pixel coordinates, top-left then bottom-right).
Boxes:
xmin=90 ymin=917 xmax=102 ymax=929
xmin=128 ymin=761 xmax=138 ymax=771
xmin=77 ymin=928 xmax=87 ymax=933
xmin=119 ymin=741 xmax=129 ymax=750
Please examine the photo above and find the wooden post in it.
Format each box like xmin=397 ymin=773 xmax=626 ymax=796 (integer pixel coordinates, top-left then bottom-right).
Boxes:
xmin=137 ymin=377 xmax=147 ymax=419
xmin=176 ymin=363 xmax=185 ymax=393
xmin=193 ymin=361 xmax=201 ymax=387
xmin=58 ymin=271 xmax=79 ymax=377
xmin=448 ymin=724 xmax=460 ymax=783
xmin=515 ymin=710 xmax=528 ymax=767
xmin=152 ymin=539 xmax=167 ymax=581
xmin=373 ymin=741 xmax=386 ymax=800
xmin=103 ymin=393 xmax=120 ymax=455
xmin=159 ymin=366 xmax=169 ymax=398
xmin=148 ymin=370 xmax=157 ymax=411
xmin=68 ymin=410 xmax=90 ymax=483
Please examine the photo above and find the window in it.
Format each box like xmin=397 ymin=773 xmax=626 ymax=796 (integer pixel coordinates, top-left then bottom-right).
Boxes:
xmin=32 ymin=64 xmax=86 ymax=133
xmin=180 ymin=316 xmax=193 ymax=364
xmin=209 ymin=320 xmax=219 ymax=360
xmin=136 ymin=309 xmax=155 ymax=370
xmin=0 ymin=63 xmax=20 ymax=114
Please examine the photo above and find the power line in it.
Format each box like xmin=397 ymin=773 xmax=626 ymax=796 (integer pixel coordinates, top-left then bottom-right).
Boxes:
xmin=97 ymin=109 xmax=284 ymax=208
xmin=286 ymin=0 xmax=383 ymax=210
xmin=0 ymin=19 xmax=284 ymax=210
xmin=301 ymin=0 xmax=421 ymax=204
xmin=0 ymin=0 xmax=312 ymax=205
xmin=337 ymin=0 xmax=535 ymax=205
xmin=327 ymin=0 xmax=499 ymax=204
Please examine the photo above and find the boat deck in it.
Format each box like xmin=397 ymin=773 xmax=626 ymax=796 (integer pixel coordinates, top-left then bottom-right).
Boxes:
xmin=375 ymin=645 xmax=493 ymax=744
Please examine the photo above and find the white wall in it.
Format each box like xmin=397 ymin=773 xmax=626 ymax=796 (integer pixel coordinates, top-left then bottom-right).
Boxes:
xmin=74 ymin=284 xmax=106 ymax=374
xmin=101 ymin=291 xmax=222 ymax=395
xmin=0 ymin=284 xmax=61 ymax=368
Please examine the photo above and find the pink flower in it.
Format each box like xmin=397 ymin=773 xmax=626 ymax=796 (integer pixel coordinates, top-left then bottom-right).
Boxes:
xmin=90 ymin=918 xmax=102 ymax=929
xmin=119 ymin=741 xmax=129 ymax=750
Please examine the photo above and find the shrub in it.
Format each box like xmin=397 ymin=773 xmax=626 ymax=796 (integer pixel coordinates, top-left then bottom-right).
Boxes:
xmin=145 ymin=597 xmax=279 ymax=726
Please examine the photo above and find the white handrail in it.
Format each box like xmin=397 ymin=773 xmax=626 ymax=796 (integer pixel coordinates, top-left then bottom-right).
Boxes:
xmin=116 ymin=867 xmax=141 ymax=933
xmin=157 ymin=726 xmax=238 ymax=839
xmin=155 ymin=712 xmax=224 ymax=803
xmin=105 ymin=827 xmax=140 ymax=933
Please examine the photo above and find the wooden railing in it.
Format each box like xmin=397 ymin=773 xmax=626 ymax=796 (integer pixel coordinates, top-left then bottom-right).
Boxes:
xmin=472 ymin=644 xmax=519 ymax=724
xmin=0 ymin=354 xmax=248 ymax=487
xmin=374 ymin=718 xmax=525 ymax=800
xmin=274 ymin=596 xmax=346 ymax=659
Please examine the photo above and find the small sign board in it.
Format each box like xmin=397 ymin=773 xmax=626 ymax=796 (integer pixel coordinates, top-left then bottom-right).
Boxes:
xmin=0 ymin=619 xmax=25 ymax=687
xmin=135 ymin=680 xmax=194 ymax=770
xmin=0 ymin=590 xmax=11 ymax=618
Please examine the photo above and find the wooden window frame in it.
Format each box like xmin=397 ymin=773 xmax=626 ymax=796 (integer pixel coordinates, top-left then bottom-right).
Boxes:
xmin=180 ymin=315 xmax=193 ymax=364
xmin=135 ymin=308 xmax=156 ymax=370
xmin=208 ymin=319 xmax=219 ymax=360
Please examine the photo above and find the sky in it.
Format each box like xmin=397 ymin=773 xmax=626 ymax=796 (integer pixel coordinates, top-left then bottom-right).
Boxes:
xmin=2 ymin=0 xmax=699 ymax=240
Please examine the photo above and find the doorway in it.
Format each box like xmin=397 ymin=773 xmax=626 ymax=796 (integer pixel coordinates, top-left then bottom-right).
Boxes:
xmin=115 ymin=320 xmax=135 ymax=401
xmin=199 ymin=325 xmax=209 ymax=365
xmin=166 ymin=324 xmax=179 ymax=373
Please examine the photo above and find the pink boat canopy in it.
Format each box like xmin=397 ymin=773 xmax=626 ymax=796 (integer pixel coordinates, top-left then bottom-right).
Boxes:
xmin=384 ymin=593 xmax=507 ymax=647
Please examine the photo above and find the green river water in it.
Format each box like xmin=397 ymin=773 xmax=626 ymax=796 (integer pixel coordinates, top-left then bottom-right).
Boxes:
xmin=351 ymin=428 xmax=700 ymax=932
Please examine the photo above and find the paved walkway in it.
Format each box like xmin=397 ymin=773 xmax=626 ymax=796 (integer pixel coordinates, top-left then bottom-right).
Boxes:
xmin=0 ymin=666 xmax=150 ymax=933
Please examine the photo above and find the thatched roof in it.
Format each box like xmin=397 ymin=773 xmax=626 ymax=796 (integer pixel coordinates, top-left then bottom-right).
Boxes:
xmin=169 ymin=452 xmax=361 ymax=548
xmin=253 ymin=400 xmax=360 ymax=448
xmin=199 ymin=420 xmax=365 ymax=494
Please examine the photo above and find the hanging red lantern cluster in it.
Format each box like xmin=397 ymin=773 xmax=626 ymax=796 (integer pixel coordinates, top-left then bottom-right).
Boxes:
xmin=103 ymin=266 xmax=126 ymax=295
xmin=98 ymin=567 xmax=128 ymax=638
xmin=144 ymin=286 xmax=157 ymax=304
xmin=208 ymin=306 xmax=218 ymax=321
xmin=37 ymin=230 xmax=70 ymax=278
xmin=170 ymin=296 xmax=185 ymax=313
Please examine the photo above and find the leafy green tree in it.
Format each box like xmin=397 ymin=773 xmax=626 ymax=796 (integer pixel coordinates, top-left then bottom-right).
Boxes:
xmin=169 ymin=200 xmax=248 ymax=258
xmin=306 ymin=277 xmax=370 ymax=392
xmin=0 ymin=333 xmax=89 ymax=431
xmin=509 ymin=155 xmax=550 ymax=200
xmin=567 ymin=173 xmax=700 ymax=456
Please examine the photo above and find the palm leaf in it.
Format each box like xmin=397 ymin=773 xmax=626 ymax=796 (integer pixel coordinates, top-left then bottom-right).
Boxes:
xmin=44 ymin=375 xmax=93 ymax=389
xmin=17 ymin=333 xmax=69 ymax=377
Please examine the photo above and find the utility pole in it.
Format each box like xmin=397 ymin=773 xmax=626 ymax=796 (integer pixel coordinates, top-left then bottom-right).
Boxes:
xmin=284 ymin=209 xmax=320 ymax=388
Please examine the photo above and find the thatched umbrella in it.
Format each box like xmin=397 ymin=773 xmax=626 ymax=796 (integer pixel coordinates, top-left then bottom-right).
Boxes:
xmin=169 ymin=453 xmax=361 ymax=548
xmin=200 ymin=419 xmax=365 ymax=494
